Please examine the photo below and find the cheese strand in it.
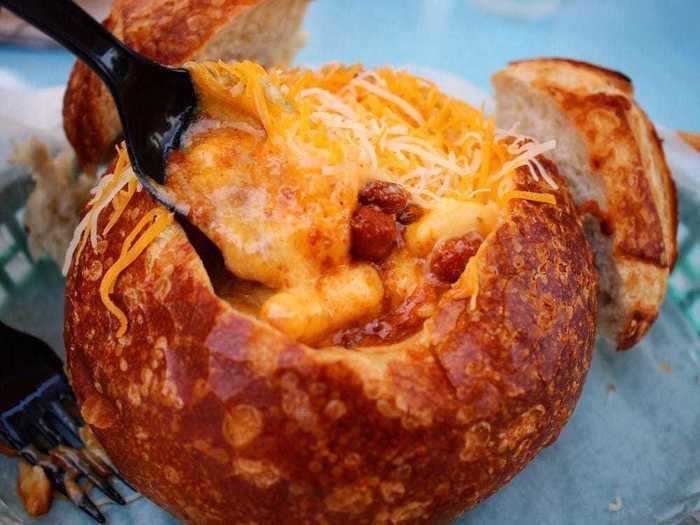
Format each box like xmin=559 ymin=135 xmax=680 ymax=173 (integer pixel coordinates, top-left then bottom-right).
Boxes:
xmin=99 ymin=209 xmax=174 ymax=337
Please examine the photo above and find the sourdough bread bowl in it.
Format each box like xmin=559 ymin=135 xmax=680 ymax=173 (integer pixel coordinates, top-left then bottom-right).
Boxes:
xmin=64 ymin=63 xmax=598 ymax=524
xmin=493 ymin=58 xmax=678 ymax=349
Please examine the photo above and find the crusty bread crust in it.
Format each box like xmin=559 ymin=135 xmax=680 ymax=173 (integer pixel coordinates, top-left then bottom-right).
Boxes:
xmin=65 ymin=160 xmax=596 ymax=525
xmin=63 ymin=0 xmax=309 ymax=172
xmin=679 ymin=131 xmax=700 ymax=153
xmin=493 ymin=58 xmax=677 ymax=349
xmin=509 ymin=57 xmax=633 ymax=94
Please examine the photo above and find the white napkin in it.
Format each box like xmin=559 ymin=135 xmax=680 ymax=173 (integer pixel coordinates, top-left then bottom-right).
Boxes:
xmin=0 ymin=71 xmax=66 ymax=166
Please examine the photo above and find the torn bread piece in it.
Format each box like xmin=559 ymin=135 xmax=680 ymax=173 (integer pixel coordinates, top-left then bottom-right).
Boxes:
xmin=493 ymin=58 xmax=677 ymax=349
xmin=11 ymin=139 xmax=95 ymax=266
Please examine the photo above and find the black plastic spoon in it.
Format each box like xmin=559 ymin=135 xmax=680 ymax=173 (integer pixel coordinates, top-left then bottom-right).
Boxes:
xmin=1 ymin=0 xmax=197 ymax=206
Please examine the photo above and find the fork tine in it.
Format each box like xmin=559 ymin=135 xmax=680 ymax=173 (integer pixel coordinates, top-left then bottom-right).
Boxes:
xmin=16 ymin=442 xmax=42 ymax=467
xmin=80 ymin=448 xmax=114 ymax=478
xmin=0 ymin=424 xmax=23 ymax=451
xmin=50 ymin=447 xmax=107 ymax=523
xmin=63 ymin=473 xmax=107 ymax=524
xmin=63 ymin=394 xmax=86 ymax=425
xmin=52 ymin=445 xmax=126 ymax=505
xmin=17 ymin=443 xmax=106 ymax=522
xmin=32 ymin=418 xmax=64 ymax=448
xmin=76 ymin=496 xmax=107 ymax=523
xmin=28 ymin=416 xmax=127 ymax=506
xmin=83 ymin=447 xmax=136 ymax=492
xmin=48 ymin=399 xmax=82 ymax=438
xmin=51 ymin=398 xmax=137 ymax=492
xmin=43 ymin=408 xmax=83 ymax=449
xmin=80 ymin=446 xmax=133 ymax=489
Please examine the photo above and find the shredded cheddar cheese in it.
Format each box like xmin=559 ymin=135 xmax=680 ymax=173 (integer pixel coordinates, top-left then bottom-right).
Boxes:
xmin=449 ymin=245 xmax=484 ymax=310
xmin=99 ymin=209 xmax=174 ymax=337
xmin=185 ymin=61 xmax=558 ymax=210
xmin=64 ymin=143 xmax=173 ymax=337
xmin=63 ymin=144 xmax=140 ymax=275
xmin=500 ymin=190 xmax=557 ymax=207
xmin=104 ymin=177 xmax=137 ymax=235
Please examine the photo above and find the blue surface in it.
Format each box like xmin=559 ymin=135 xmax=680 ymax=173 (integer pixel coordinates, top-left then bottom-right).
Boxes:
xmin=0 ymin=46 xmax=74 ymax=87
xmin=1 ymin=0 xmax=699 ymax=130
xmin=296 ymin=0 xmax=700 ymax=131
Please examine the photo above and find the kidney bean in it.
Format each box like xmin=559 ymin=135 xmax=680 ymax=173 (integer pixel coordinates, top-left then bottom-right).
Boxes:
xmin=358 ymin=180 xmax=410 ymax=214
xmin=351 ymin=205 xmax=397 ymax=262
xmin=430 ymin=232 xmax=483 ymax=283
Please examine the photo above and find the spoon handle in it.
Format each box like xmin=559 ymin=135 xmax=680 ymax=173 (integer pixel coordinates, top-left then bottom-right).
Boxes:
xmin=0 ymin=0 xmax=142 ymax=99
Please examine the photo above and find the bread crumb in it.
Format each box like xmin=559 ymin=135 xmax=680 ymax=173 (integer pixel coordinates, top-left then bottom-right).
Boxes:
xmin=608 ymin=495 xmax=623 ymax=512
xmin=659 ymin=362 xmax=672 ymax=374
xmin=10 ymin=138 xmax=96 ymax=266
xmin=17 ymin=462 xmax=53 ymax=516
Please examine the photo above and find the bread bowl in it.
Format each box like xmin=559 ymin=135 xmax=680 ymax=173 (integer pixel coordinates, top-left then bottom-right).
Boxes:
xmin=64 ymin=61 xmax=598 ymax=524
xmin=63 ymin=0 xmax=310 ymax=172
xmin=493 ymin=58 xmax=678 ymax=349
xmin=679 ymin=131 xmax=700 ymax=153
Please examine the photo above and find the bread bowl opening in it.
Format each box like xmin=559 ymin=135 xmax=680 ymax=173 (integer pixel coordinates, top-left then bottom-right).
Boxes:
xmin=66 ymin=62 xmax=560 ymax=348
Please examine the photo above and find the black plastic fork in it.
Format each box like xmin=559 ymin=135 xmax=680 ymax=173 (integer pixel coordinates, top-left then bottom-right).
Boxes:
xmin=0 ymin=321 xmax=129 ymax=523
xmin=0 ymin=0 xmax=198 ymax=203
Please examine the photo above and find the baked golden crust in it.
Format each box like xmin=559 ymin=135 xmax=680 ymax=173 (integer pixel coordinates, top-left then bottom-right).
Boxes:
xmin=494 ymin=58 xmax=677 ymax=349
xmin=65 ymin=159 xmax=597 ymax=524
xmin=510 ymin=57 xmax=633 ymax=94
xmin=63 ymin=0 xmax=308 ymax=171
xmin=679 ymin=131 xmax=700 ymax=153
xmin=63 ymin=59 xmax=116 ymax=172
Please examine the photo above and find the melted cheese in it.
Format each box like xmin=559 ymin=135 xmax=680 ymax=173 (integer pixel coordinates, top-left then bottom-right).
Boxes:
xmin=177 ymin=61 xmax=561 ymax=331
xmin=260 ymin=265 xmax=384 ymax=344
xmin=405 ymin=199 xmax=501 ymax=256
xmin=166 ymin=127 xmax=355 ymax=290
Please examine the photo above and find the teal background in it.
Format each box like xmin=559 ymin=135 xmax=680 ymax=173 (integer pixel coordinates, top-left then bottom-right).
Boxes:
xmin=1 ymin=0 xmax=699 ymax=130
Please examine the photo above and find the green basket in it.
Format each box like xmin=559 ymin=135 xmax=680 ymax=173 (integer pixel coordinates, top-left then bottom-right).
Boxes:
xmin=670 ymin=197 xmax=700 ymax=333
xmin=0 ymin=172 xmax=67 ymax=353
xmin=0 ymin=176 xmax=33 ymax=296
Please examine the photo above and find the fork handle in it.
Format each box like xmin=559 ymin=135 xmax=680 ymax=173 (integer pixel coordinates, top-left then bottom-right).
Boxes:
xmin=0 ymin=321 xmax=64 ymax=408
xmin=0 ymin=0 xmax=144 ymax=102
xmin=0 ymin=321 xmax=63 ymax=370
